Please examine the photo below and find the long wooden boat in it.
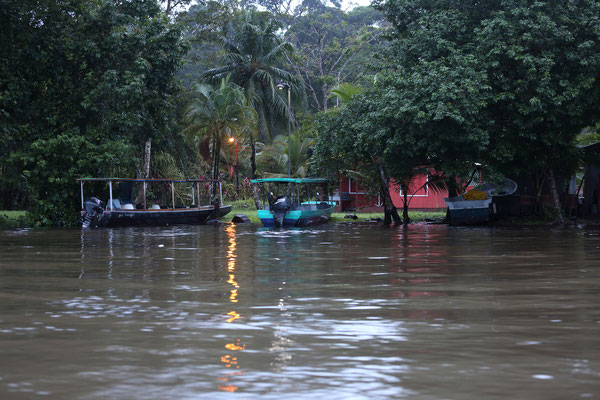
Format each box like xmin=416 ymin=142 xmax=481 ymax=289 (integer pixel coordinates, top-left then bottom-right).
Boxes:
xmin=77 ymin=178 xmax=231 ymax=228
xmin=251 ymin=178 xmax=335 ymax=227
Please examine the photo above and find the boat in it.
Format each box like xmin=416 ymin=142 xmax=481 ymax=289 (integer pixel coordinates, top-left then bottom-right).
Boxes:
xmin=250 ymin=178 xmax=336 ymax=227
xmin=77 ymin=178 xmax=232 ymax=228
xmin=444 ymin=178 xmax=518 ymax=225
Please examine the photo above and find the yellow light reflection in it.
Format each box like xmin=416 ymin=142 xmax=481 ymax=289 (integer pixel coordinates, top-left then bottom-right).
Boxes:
xmin=226 ymin=310 xmax=240 ymax=323
xmin=218 ymin=384 xmax=238 ymax=392
xmin=219 ymin=224 xmax=246 ymax=392
xmin=225 ymin=339 xmax=246 ymax=351
xmin=225 ymin=225 xmax=239 ymax=299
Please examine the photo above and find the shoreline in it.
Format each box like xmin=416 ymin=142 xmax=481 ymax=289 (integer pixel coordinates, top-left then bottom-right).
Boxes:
xmin=4 ymin=208 xmax=599 ymax=229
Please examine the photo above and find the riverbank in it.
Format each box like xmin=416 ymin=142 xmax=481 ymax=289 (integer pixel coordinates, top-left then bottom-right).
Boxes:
xmin=0 ymin=206 xmax=445 ymax=228
xmin=6 ymin=204 xmax=591 ymax=228
xmin=0 ymin=211 xmax=28 ymax=227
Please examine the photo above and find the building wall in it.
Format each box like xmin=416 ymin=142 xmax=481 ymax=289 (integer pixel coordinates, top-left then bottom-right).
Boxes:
xmin=338 ymin=173 xmax=448 ymax=212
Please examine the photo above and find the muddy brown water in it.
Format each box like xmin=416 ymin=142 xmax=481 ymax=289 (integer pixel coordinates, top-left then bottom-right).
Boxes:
xmin=0 ymin=223 xmax=599 ymax=399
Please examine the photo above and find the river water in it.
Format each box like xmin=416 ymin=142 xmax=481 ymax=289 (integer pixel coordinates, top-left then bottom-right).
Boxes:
xmin=0 ymin=222 xmax=599 ymax=399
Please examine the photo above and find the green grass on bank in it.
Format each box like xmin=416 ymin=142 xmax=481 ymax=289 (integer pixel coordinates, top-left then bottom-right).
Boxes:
xmin=0 ymin=211 xmax=28 ymax=227
xmin=228 ymin=199 xmax=262 ymax=224
xmin=331 ymin=210 xmax=446 ymax=223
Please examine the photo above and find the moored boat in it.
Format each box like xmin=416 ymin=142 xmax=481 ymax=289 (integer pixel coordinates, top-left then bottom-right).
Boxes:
xmin=251 ymin=178 xmax=335 ymax=227
xmin=77 ymin=178 xmax=231 ymax=228
xmin=444 ymin=178 xmax=518 ymax=225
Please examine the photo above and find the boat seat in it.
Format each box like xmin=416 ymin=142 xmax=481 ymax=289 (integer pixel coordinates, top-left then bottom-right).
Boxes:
xmin=122 ymin=203 xmax=135 ymax=210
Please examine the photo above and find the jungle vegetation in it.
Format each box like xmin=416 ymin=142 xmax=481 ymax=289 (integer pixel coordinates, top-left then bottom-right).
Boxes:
xmin=1 ymin=0 xmax=599 ymax=225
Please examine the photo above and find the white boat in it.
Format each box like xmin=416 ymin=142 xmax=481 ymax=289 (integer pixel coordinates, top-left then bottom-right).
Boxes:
xmin=444 ymin=178 xmax=517 ymax=225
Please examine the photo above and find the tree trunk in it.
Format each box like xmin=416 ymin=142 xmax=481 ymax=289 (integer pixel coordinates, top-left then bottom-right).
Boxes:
xmin=377 ymin=160 xmax=402 ymax=226
xmin=250 ymin=138 xmax=257 ymax=179
xmin=143 ymin=139 xmax=151 ymax=178
xmin=135 ymin=138 xmax=151 ymax=206
xmin=534 ymin=169 xmax=547 ymax=215
xmin=444 ymin=176 xmax=458 ymax=223
xmin=402 ymin=189 xmax=410 ymax=224
xmin=548 ymin=167 xmax=565 ymax=224
xmin=211 ymin=133 xmax=221 ymax=210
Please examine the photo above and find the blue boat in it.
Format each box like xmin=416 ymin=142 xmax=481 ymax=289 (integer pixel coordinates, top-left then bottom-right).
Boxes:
xmin=251 ymin=178 xmax=336 ymax=227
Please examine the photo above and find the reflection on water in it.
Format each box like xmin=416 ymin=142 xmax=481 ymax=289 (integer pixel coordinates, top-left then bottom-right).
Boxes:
xmin=0 ymin=223 xmax=599 ymax=399
xmin=219 ymin=224 xmax=244 ymax=393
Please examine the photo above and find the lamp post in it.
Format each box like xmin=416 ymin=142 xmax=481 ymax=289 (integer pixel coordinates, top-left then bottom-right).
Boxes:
xmin=277 ymin=82 xmax=291 ymax=178
xmin=228 ymin=136 xmax=240 ymax=192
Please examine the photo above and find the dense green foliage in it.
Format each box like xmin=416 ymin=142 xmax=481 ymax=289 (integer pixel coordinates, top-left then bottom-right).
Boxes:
xmin=315 ymin=0 xmax=600 ymax=223
xmin=1 ymin=0 xmax=187 ymax=225
xmin=374 ymin=0 xmax=600 ymax=173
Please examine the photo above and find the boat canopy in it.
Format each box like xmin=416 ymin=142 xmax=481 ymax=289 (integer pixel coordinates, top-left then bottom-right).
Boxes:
xmin=77 ymin=178 xmax=218 ymax=183
xmin=250 ymin=178 xmax=329 ymax=184
xmin=77 ymin=177 xmax=223 ymax=212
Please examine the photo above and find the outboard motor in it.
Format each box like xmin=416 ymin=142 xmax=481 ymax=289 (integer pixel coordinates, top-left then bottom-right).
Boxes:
xmin=271 ymin=195 xmax=292 ymax=227
xmin=82 ymin=197 xmax=104 ymax=228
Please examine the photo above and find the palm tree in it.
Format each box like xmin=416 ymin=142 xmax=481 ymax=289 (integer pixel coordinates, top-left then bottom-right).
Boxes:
xmin=257 ymin=132 xmax=313 ymax=177
xmin=202 ymin=9 xmax=302 ymax=179
xmin=185 ymin=76 xmax=254 ymax=206
xmin=328 ymin=83 xmax=363 ymax=107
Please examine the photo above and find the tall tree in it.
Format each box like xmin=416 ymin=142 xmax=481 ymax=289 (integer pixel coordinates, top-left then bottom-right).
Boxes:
xmin=285 ymin=6 xmax=385 ymax=111
xmin=185 ymin=77 xmax=254 ymax=206
xmin=374 ymin=0 xmax=600 ymax=221
xmin=0 ymin=0 xmax=187 ymax=225
xmin=202 ymin=9 xmax=302 ymax=179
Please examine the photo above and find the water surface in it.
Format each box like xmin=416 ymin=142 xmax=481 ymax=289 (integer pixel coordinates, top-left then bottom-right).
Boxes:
xmin=0 ymin=223 xmax=599 ymax=399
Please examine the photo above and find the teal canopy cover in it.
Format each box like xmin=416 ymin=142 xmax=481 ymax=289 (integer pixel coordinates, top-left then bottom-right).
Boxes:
xmin=250 ymin=178 xmax=329 ymax=184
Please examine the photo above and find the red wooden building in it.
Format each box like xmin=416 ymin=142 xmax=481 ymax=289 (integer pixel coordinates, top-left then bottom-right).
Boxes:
xmin=334 ymin=172 xmax=449 ymax=212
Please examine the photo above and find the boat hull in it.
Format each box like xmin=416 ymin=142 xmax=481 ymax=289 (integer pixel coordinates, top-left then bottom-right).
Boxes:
xmin=85 ymin=205 xmax=232 ymax=228
xmin=444 ymin=197 xmax=493 ymax=225
xmin=257 ymin=205 xmax=334 ymax=227
xmin=447 ymin=207 xmax=492 ymax=225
